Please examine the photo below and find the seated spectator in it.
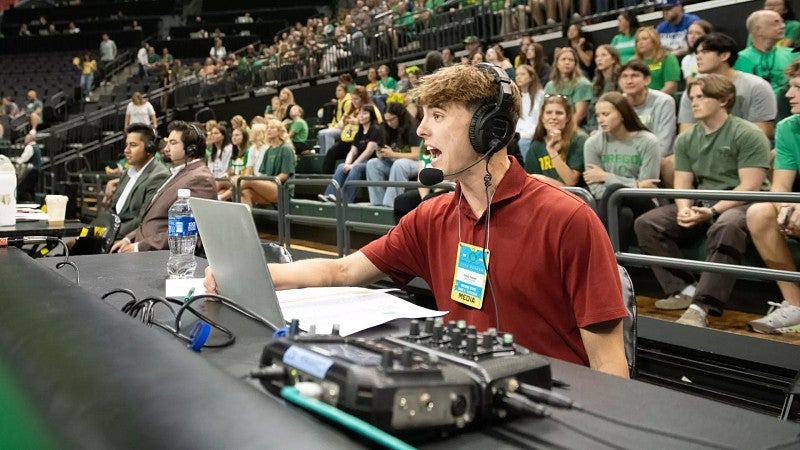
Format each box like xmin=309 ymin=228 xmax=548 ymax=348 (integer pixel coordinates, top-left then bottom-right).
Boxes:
xmin=236 ymin=12 xmax=254 ymax=24
xmin=585 ymin=45 xmax=621 ymax=133
xmin=24 ymin=90 xmax=43 ymax=135
xmin=618 ymin=60 xmax=676 ymax=161
xmin=656 ymin=0 xmax=700 ymax=57
xmin=486 ymin=44 xmax=515 ymax=80
xmin=612 ymin=10 xmax=640 ymax=63
xmin=515 ymin=64 xmax=545 ymax=165
xmin=238 ymin=118 xmax=296 ymax=206
xmin=583 ymin=92 xmax=661 ymax=250
xmin=322 ymin=87 xmax=382 ymax=173
xmin=319 ymin=105 xmax=382 ymax=203
xmin=735 ymin=9 xmax=796 ymax=93
xmin=264 ymin=95 xmax=281 ymax=118
xmin=374 ymin=64 xmax=397 ymax=113
xmin=746 ymin=59 xmax=800 ymax=333
xmin=681 ymin=20 xmax=714 ymax=84
xmin=366 ymin=102 xmax=420 ymax=206
xmin=218 ymin=126 xmax=249 ymax=201
xmin=365 ymin=66 xmax=379 ymax=96
xmin=315 ymin=85 xmax=351 ymax=156
xmin=111 ymin=121 xmax=217 ymax=253
xmin=677 ymin=33 xmax=777 ymax=139
xmin=543 ymin=47 xmax=592 ymax=127
xmin=104 ymin=124 xmax=170 ymax=237
xmin=274 ymin=88 xmax=295 ymax=121
xmin=2 ymin=97 xmax=20 ymax=118
xmin=66 ymin=22 xmax=80 ymax=34
xmin=524 ymin=95 xmax=587 ymax=187
xmin=747 ymin=0 xmax=799 ymax=48
xmin=125 ymin=92 xmax=158 ymax=129
xmin=633 ymin=26 xmax=681 ymax=95
xmin=566 ymin=23 xmax=595 ymax=79
xmin=205 ymin=122 xmax=233 ymax=179
xmin=210 ymin=37 xmax=227 ymax=62
xmin=633 ymin=75 xmax=770 ymax=327
xmin=230 ymin=115 xmax=248 ymax=133
xmin=395 ymin=64 xmax=411 ymax=94
xmin=285 ymin=105 xmax=310 ymax=155
xmin=18 ymin=24 xmax=31 ymax=37
xmin=13 ymin=133 xmax=43 ymax=202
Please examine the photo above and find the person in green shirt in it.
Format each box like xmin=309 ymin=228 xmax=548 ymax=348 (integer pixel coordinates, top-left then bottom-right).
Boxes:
xmin=633 ymin=26 xmax=680 ymax=95
xmin=238 ymin=118 xmax=296 ymax=205
xmin=746 ymin=58 xmax=800 ymax=334
xmin=735 ymin=9 xmax=797 ymax=93
xmin=543 ymin=47 xmax=593 ymax=127
xmin=634 ymin=74 xmax=771 ymax=328
xmin=285 ymin=105 xmax=310 ymax=155
xmin=611 ymin=10 xmax=639 ymax=63
xmin=746 ymin=0 xmax=800 ymax=48
xmin=525 ymin=95 xmax=587 ymax=187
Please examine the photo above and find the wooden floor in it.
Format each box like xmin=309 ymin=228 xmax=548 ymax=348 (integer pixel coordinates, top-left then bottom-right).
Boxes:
xmin=260 ymin=229 xmax=800 ymax=347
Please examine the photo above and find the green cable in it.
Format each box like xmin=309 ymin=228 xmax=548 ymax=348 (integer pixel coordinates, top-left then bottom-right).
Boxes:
xmin=280 ymin=386 xmax=416 ymax=450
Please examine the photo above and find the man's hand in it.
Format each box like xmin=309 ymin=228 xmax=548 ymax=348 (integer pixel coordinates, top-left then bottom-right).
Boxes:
xmin=204 ymin=266 xmax=218 ymax=294
xmin=110 ymin=239 xmax=134 ymax=253
xmin=582 ymin=163 xmax=606 ymax=184
xmin=778 ymin=204 xmax=800 ymax=236
xmin=678 ymin=206 xmax=712 ymax=228
xmin=102 ymin=178 xmax=120 ymax=209
xmin=637 ymin=179 xmax=661 ymax=189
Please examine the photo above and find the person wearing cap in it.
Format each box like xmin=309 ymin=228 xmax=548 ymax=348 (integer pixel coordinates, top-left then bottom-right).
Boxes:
xmin=656 ymin=0 xmax=700 ymax=57
xmin=463 ymin=35 xmax=482 ymax=61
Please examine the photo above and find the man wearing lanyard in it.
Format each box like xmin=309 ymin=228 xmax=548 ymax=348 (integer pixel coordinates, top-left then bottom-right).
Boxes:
xmin=111 ymin=121 xmax=216 ymax=253
xmin=204 ymin=64 xmax=630 ymax=377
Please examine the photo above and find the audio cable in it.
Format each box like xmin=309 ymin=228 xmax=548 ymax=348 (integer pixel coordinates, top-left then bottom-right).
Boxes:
xmin=515 ymin=382 xmax=737 ymax=450
xmin=102 ymin=289 xmax=279 ymax=350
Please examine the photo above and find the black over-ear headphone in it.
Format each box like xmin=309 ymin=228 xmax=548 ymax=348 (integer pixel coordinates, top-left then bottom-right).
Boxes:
xmin=183 ymin=122 xmax=204 ymax=158
xmin=469 ymin=63 xmax=515 ymax=155
xmin=143 ymin=128 xmax=158 ymax=155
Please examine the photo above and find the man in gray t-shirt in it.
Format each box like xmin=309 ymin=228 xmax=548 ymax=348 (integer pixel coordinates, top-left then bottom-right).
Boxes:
xmin=619 ymin=60 xmax=677 ymax=158
xmin=676 ymin=33 xmax=776 ymax=139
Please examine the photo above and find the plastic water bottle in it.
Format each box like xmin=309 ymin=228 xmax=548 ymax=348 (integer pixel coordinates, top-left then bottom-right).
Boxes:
xmin=167 ymin=189 xmax=197 ymax=279
xmin=0 ymin=155 xmax=16 ymax=226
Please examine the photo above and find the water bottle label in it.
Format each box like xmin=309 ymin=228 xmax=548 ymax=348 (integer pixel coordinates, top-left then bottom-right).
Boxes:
xmin=168 ymin=216 xmax=197 ymax=237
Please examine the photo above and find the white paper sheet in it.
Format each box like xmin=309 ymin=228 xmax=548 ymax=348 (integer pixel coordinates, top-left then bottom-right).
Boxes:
xmin=276 ymin=286 xmax=446 ymax=336
xmin=165 ymin=278 xmax=207 ymax=298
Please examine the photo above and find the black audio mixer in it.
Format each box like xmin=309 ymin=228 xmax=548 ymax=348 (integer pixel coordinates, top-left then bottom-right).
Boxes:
xmin=258 ymin=317 xmax=551 ymax=435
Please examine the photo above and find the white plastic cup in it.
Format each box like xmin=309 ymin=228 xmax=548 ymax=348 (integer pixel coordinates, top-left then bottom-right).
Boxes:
xmin=45 ymin=195 xmax=68 ymax=224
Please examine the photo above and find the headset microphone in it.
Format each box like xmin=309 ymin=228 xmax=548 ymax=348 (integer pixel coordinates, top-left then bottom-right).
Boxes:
xmin=418 ymin=139 xmax=500 ymax=187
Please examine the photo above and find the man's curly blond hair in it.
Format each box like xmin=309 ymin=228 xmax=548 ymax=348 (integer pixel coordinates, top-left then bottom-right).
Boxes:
xmin=409 ymin=64 xmax=521 ymax=126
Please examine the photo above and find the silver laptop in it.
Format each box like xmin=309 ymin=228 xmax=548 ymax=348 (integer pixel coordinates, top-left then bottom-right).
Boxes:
xmin=189 ymin=197 xmax=286 ymax=329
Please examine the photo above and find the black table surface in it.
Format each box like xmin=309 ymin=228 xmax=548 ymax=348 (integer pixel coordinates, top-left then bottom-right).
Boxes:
xmin=33 ymin=249 xmax=800 ymax=449
xmin=0 ymin=219 xmax=85 ymax=238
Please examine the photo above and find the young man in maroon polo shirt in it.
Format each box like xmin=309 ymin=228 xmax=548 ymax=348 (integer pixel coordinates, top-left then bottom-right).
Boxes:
xmin=205 ymin=64 xmax=629 ymax=377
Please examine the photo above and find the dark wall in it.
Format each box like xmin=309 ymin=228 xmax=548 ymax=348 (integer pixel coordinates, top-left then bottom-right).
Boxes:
xmin=0 ymin=29 xmax=144 ymax=54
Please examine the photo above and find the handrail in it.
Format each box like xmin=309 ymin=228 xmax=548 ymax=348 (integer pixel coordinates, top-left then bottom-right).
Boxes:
xmin=607 ymin=188 xmax=800 ymax=283
xmin=283 ymin=178 xmax=343 ymax=255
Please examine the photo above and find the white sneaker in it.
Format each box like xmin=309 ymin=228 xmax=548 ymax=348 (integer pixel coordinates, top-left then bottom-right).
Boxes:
xmin=749 ymin=301 xmax=800 ymax=334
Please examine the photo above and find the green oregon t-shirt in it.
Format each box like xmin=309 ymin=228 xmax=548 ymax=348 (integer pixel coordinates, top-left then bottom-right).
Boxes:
xmin=524 ymin=131 xmax=588 ymax=184
xmin=674 ymin=115 xmax=770 ymax=191
xmin=734 ymin=45 xmax=796 ymax=94
xmin=289 ymin=118 xmax=309 ymax=143
xmin=259 ymin=142 xmax=297 ymax=197
xmin=774 ymin=115 xmax=800 ymax=171
xmin=643 ymin=54 xmax=680 ymax=91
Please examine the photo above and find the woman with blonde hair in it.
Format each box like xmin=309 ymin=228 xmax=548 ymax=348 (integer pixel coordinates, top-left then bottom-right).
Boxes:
xmin=543 ymin=47 xmax=592 ymax=127
xmin=124 ymin=92 xmax=157 ymax=128
xmin=238 ymin=118 xmax=295 ymax=205
xmin=514 ymin=64 xmax=544 ymax=163
xmin=633 ymin=27 xmax=680 ymax=95
xmin=524 ymin=95 xmax=587 ymax=187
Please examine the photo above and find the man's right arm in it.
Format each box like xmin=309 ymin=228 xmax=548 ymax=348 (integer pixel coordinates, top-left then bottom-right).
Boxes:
xmin=673 ymin=170 xmax=695 ymax=210
xmin=267 ymin=251 xmax=385 ymax=290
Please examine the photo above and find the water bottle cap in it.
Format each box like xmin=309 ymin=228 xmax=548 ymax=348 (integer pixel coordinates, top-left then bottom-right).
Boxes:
xmin=177 ymin=188 xmax=191 ymax=198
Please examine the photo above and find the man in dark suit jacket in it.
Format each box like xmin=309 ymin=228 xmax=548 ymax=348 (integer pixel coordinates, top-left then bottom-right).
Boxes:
xmin=111 ymin=120 xmax=216 ymax=253
xmin=109 ymin=124 xmax=170 ymax=238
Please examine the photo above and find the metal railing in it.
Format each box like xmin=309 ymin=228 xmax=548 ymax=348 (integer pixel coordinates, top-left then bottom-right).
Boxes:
xmin=607 ymin=188 xmax=800 ymax=284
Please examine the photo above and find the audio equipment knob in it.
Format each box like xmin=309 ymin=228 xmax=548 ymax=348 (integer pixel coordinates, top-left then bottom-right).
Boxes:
xmin=409 ymin=320 xmax=420 ymax=337
xmin=466 ymin=335 xmax=478 ymax=356
xmin=424 ymin=317 xmax=434 ymax=334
